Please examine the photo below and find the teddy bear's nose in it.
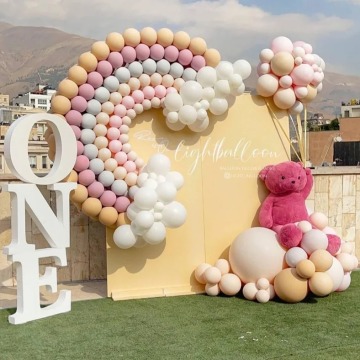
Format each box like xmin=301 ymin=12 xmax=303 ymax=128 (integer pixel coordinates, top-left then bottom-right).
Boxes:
xmin=291 ymin=180 xmax=295 ymax=184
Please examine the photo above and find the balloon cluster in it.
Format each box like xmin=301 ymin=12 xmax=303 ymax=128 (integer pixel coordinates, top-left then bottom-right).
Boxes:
xmin=256 ymin=36 xmax=325 ymax=113
xmin=48 ymin=27 xmax=251 ymax=247
xmin=195 ymin=212 xmax=358 ymax=303
xmin=113 ymin=154 xmax=186 ymax=249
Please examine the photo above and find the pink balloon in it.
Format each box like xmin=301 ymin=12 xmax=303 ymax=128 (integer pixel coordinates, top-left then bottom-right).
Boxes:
xmin=107 ymin=52 xmax=123 ymax=69
xmin=115 ymin=151 xmax=128 ymax=165
xmin=109 ymin=115 xmax=122 ymax=127
xmin=154 ymin=85 xmax=166 ymax=99
xmin=132 ymin=89 xmax=145 ymax=104
xmin=65 ymin=110 xmax=82 ymax=126
xmin=123 ymin=160 xmax=136 ymax=172
xmin=76 ymin=141 xmax=84 ymax=155
xmin=164 ymin=45 xmax=179 ymax=62
xmin=114 ymin=196 xmax=131 ymax=212
xmin=270 ymin=36 xmax=294 ymax=54
xmin=87 ymin=181 xmax=105 ymax=198
xmin=178 ymin=49 xmax=193 ymax=66
xmin=121 ymin=46 xmax=137 ymax=63
xmin=114 ymin=104 xmax=127 ymax=117
xmin=107 ymin=127 xmax=121 ymax=140
xmin=97 ymin=60 xmax=113 ymax=78
xmin=87 ymin=71 xmax=104 ymax=89
xmin=69 ymin=126 xmax=81 ymax=141
xmin=136 ymin=43 xmax=150 ymax=61
xmin=191 ymin=55 xmax=206 ymax=71
xmin=150 ymin=44 xmax=165 ymax=60
xmin=291 ymin=64 xmax=314 ymax=86
xmin=71 ymin=96 xmax=88 ymax=113
xmin=78 ymin=83 xmax=95 ymax=100
xmin=122 ymin=95 xmax=135 ymax=110
xmin=78 ymin=169 xmax=95 ymax=186
xmin=74 ymin=155 xmax=90 ymax=172
xmin=109 ymin=140 xmax=122 ymax=153
xmin=143 ymin=86 xmax=155 ymax=100
xmin=100 ymin=190 xmax=117 ymax=207
xmin=166 ymin=87 xmax=177 ymax=94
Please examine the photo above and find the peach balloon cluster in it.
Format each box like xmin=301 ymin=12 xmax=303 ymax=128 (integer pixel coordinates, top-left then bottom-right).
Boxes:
xmin=256 ymin=36 xmax=325 ymax=113
xmin=195 ymin=214 xmax=358 ymax=303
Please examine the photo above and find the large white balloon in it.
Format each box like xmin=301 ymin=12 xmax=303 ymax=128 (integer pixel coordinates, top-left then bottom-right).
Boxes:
xmin=196 ymin=66 xmax=217 ymax=87
xmin=162 ymin=201 xmax=187 ymax=228
xmin=179 ymin=80 xmax=203 ymax=105
xmin=143 ymin=221 xmax=167 ymax=244
xmin=146 ymin=153 xmax=171 ymax=175
xmin=233 ymin=59 xmax=252 ymax=80
xmin=113 ymin=225 xmax=137 ymax=249
xmin=134 ymin=187 xmax=158 ymax=210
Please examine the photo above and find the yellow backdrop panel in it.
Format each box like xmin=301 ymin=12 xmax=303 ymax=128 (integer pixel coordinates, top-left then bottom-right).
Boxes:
xmin=107 ymin=93 xmax=290 ymax=300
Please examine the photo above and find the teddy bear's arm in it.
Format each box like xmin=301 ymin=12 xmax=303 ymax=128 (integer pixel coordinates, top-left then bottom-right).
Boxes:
xmin=302 ymin=168 xmax=314 ymax=199
xmin=259 ymin=196 xmax=274 ymax=228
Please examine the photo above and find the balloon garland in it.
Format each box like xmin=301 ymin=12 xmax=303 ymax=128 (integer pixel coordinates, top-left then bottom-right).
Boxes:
xmin=49 ymin=27 xmax=251 ymax=249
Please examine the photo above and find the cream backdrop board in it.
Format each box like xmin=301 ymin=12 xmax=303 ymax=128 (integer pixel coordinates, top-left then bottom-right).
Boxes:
xmin=107 ymin=93 xmax=290 ymax=300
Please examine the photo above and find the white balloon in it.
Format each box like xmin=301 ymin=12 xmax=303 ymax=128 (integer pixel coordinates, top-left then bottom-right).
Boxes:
xmin=166 ymin=119 xmax=186 ymax=131
xmin=113 ymin=225 xmax=137 ymax=249
xmin=166 ymin=171 xmax=184 ymax=190
xmin=134 ymin=210 xmax=155 ymax=229
xmin=164 ymin=93 xmax=183 ymax=112
xmin=146 ymin=153 xmax=171 ymax=175
xmin=134 ymin=187 xmax=158 ymax=210
xmin=166 ymin=111 xmax=179 ymax=124
xmin=233 ymin=59 xmax=252 ymax=80
xmin=178 ymin=105 xmax=197 ymax=125
xmin=162 ymin=201 xmax=187 ymax=228
xmin=188 ymin=117 xmax=209 ymax=132
xmin=216 ymin=61 xmax=234 ymax=80
xmin=202 ymin=87 xmax=215 ymax=101
xmin=182 ymin=68 xmax=197 ymax=81
xmin=156 ymin=181 xmax=177 ymax=203
xmin=209 ymin=98 xmax=228 ymax=115
xmin=143 ymin=221 xmax=167 ymax=245
xmin=180 ymin=80 xmax=203 ymax=104
xmin=285 ymin=247 xmax=308 ymax=267
xmin=126 ymin=202 xmax=141 ymax=221
xmin=214 ymin=79 xmax=231 ymax=96
xmin=196 ymin=66 xmax=217 ymax=87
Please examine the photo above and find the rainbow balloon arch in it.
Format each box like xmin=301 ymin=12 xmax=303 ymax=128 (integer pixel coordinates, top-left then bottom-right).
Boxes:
xmin=46 ymin=28 xmax=357 ymax=304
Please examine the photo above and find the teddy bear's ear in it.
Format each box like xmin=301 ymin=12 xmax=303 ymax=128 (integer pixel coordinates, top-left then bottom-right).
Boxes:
xmin=259 ymin=165 xmax=273 ymax=181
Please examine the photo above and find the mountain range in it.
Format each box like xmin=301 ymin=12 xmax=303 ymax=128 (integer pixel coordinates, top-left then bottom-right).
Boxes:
xmin=0 ymin=21 xmax=359 ymax=119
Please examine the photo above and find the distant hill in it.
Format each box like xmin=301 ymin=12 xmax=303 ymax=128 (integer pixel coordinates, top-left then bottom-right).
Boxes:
xmin=0 ymin=21 xmax=359 ymax=118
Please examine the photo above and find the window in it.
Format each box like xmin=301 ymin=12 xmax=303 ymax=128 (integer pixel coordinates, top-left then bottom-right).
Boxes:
xmin=29 ymin=155 xmax=37 ymax=169
xmin=42 ymin=156 xmax=47 ymax=169
xmin=38 ymin=99 xmax=47 ymax=104
xmin=0 ymin=154 xmax=3 ymax=171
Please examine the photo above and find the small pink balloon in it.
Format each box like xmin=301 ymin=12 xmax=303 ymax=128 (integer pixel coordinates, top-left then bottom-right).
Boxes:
xmin=279 ymin=75 xmax=292 ymax=89
xmin=123 ymin=160 xmax=136 ymax=172
xmin=74 ymin=155 xmax=90 ymax=172
xmin=115 ymin=151 xmax=128 ymax=165
xmin=135 ymin=43 xmax=150 ymax=61
xmin=132 ymin=89 xmax=145 ymax=104
xmin=150 ymin=44 xmax=165 ymax=60
xmin=291 ymin=64 xmax=314 ymax=86
xmin=107 ymin=127 xmax=121 ymax=140
xmin=114 ymin=196 xmax=131 ymax=212
xmin=109 ymin=115 xmax=122 ymax=127
xmin=122 ymin=95 xmax=135 ymax=109
xmin=100 ymin=190 xmax=117 ymax=207
xmin=154 ymin=84 xmax=166 ymax=99
xmin=78 ymin=83 xmax=95 ymax=100
xmin=121 ymin=46 xmax=137 ymax=63
xmin=71 ymin=125 xmax=82 ymax=139
xmin=166 ymin=87 xmax=177 ymax=94
xmin=143 ymin=86 xmax=155 ymax=100
xmin=65 ymin=110 xmax=82 ymax=126
xmin=164 ymin=45 xmax=179 ymax=62
xmin=78 ymin=169 xmax=96 ymax=186
xmin=87 ymin=181 xmax=105 ymax=198
xmin=107 ymin=52 xmax=124 ymax=69
xmin=270 ymin=36 xmax=293 ymax=54
xmin=71 ymin=96 xmax=88 ymax=113
xmin=178 ymin=49 xmax=193 ymax=66
xmin=191 ymin=55 xmax=206 ymax=71
xmin=87 ymin=71 xmax=104 ymax=89
xmin=109 ymin=140 xmax=122 ymax=153
xmin=114 ymin=104 xmax=127 ymax=117
xmin=76 ymin=141 xmax=84 ymax=155
xmin=97 ymin=60 xmax=113 ymax=78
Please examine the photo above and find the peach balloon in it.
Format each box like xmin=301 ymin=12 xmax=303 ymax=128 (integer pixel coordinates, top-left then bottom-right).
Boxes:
xmin=337 ymin=272 xmax=351 ymax=292
xmin=309 ymin=249 xmax=333 ymax=272
xmin=242 ymin=282 xmax=258 ymax=301
xmin=270 ymin=51 xmax=294 ymax=76
xmin=309 ymin=272 xmax=333 ymax=297
xmin=296 ymin=259 xmax=315 ymax=279
xmin=189 ymin=37 xmax=207 ymax=55
xmin=98 ymin=207 xmax=118 ymax=226
xmin=123 ymin=28 xmax=141 ymax=47
xmin=116 ymin=212 xmax=131 ymax=227
xmin=297 ymin=220 xmax=312 ymax=233
xmin=301 ymin=85 xmax=317 ymax=103
xmin=63 ymin=169 xmax=78 ymax=183
xmin=256 ymin=74 xmax=279 ymax=97
xmin=68 ymin=65 xmax=88 ymax=85
xmin=309 ymin=212 xmax=328 ymax=230
xmin=173 ymin=31 xmax=191 ymax=50
xmin=336 ymin=253 xmax=356 ymax=272
xmin=140 ymin=27 xmax=158 ymax=46
xmin=214 ymin=259 xmax=231 ymax=275
xmin=78 ymin=52 xmax=98 ymax=72
xmin=274 ymin=268 xmax=308 ymax=303
xmin=157 ymin=28 xmax=174 ymax=47
xmin=219 ymin=273 xmax=241 ymax=296
xmin=205 ymin=283 xmax=220 ymax=296
xmin=204 ymin=266 xmax=222 ymax=284
xmin=57 ymin=79 xmax=78 ymax=99
xmin=326 ymin=257 xmax=345 ymax=292
xmin=273 ymin=88 xmax=296 ymax=110
xmin=91 ymin=41 xmax=110 ymax=61
xmin=106 ymin=32 xmax=125 ymax=51
xmin=51 ymin=95 xmax=71 ymax=115
xmin=81 ymin=197 xmax=102 ymax=218
xmin=70 ymin=184 xmax=88 ymax=204
xmin=195 ymin=263 xmax=211 ymax=284
xmin=204 ymin=48 xmax=221 ymax=67
xmin=256 ymin=289 xmax=270 ymax=303
xmin=256 ymin=278 xmax=270 ymax=290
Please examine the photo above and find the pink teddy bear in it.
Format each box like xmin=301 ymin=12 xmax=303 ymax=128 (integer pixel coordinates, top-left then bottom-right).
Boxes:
xmin=258 ymin=161 xmax=340 ymax=254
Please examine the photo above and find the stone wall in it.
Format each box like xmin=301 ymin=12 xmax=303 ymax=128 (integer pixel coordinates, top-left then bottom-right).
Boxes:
xmin=1 ymin=167 xmax=359 ymax=289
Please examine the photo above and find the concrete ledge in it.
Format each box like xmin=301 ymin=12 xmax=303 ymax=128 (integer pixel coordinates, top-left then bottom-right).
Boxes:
xmin=311 ymin=166 xmax=360 ymax=175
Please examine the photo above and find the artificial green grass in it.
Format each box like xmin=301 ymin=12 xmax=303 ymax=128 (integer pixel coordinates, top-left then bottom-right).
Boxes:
xmin=1 ymin=272 xmax=360 ymax=360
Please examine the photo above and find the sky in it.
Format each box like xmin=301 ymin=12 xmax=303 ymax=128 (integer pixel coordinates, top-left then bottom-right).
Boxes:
xmin=0 ymin=0 xmax=360 ymax=75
